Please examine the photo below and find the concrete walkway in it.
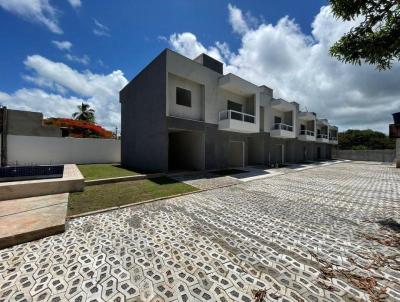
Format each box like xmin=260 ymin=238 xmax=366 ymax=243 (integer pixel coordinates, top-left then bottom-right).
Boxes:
xmin=0 ymin=193 xmax=68 ymax=249
xmin=173 ymin=160 xmax=346 ymax=190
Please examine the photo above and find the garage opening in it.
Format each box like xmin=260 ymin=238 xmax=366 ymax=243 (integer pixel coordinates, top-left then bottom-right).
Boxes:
xmin=168 ymin=130 xmax=205 ymax=171
xmin=270 ymin=144 xmax=285 ymax=164
xmin=229 ymin=141 xmax=245 ymax=167
xmin=248 ymin=137 xmax=263 ymax=165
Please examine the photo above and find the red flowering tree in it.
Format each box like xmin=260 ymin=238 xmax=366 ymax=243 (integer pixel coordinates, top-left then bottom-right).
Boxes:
xmin=44 ymin=118 xmax=113 ymax=139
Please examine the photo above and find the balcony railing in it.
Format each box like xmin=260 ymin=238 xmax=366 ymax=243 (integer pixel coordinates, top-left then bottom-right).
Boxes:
xmin=329 ymin=136 xmax=338 ymax=141
xmin=219 ymin=110 xmax=255 ymax=124
xmin=317 ymin=134 xmax=328 ymax=139
xmin=273 ymin=123 xmax=293 ymax=132
xmin=300 ymin=130 xmax=315 ymax=136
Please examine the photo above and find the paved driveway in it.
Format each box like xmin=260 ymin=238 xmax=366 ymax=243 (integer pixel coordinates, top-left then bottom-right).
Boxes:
xmin=1 ymin=162 xmax=399 ymax=302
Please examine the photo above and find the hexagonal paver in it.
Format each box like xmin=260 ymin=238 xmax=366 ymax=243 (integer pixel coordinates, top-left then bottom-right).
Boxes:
xmin=0 ymin=162 xmax=399 ymax=301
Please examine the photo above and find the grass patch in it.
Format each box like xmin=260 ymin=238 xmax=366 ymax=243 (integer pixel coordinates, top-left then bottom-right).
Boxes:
xmin=78 ymin=164 xmax=139 ymax=180
xmin=68 ymin=176 xmax=197 ymax=216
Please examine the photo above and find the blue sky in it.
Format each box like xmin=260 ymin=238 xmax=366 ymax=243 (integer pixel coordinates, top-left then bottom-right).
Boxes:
xmin=0 ymin=0 xmax=399 ymax=132
xmin=0 ymin=0 xmax=326 ymax=91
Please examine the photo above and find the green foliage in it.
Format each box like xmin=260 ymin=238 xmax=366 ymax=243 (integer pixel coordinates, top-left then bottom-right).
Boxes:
xmin=338 ymin=129 xmax=395 ymax=150
xmin=73 ymin=102 xmax=96 ymax=122
xmin=329 ymin=0 xmax=400 ymax=70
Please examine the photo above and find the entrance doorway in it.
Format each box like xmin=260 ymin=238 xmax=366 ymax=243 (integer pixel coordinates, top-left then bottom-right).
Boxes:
xmin=168 ymin=131 xmax=205 ymax=171
xmin=229 ymin=141 xmax=245 ymax=167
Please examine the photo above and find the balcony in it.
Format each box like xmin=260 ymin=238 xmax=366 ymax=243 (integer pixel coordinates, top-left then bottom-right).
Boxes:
xmin=270 ymin=123 xmax=296 ymax=139
xmin=298 ymin=130 xmax=316 ymax=142
xmin=271 ymin=98 xmax=295 ymax=111
xmin=218 ymin=110 xmax=258 ymax=133
xmin=298 ymin=112 xmax=316 ymax=120
xmin=218 ymin=73 xmax=259 ymax=96
xmin=329 ymin=136 xmax=338 ymax=144
xmin=316 ymin=134 xmax=329 ymax=143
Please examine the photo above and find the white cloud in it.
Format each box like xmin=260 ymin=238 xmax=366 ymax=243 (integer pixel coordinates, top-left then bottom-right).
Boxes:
xmin=168 ymin=32 xmax=227 ymax=63
xmin=169 ymin=33 xmax=206 ymax=60
xmin=0 ymin=0 xmax=62 ymax=34
xmin=52 ymin=40 xmax=73 ymax=51
xmin=167 ymin=4 xmax=400 ymax=133
xmin=227 ymin=4 xmax=249 ymax=34
xmin=1 ymin=55 xmax=128 ymax=130
xmin=0 ymin=88 xmax=83 ymax=119
xmin=67 ymin=0 xmax=81 ymax=9
xmin=65 ymin=53 xmax=90 ymax=65
xmin=93 ymin=18 xmax=110 ymax=37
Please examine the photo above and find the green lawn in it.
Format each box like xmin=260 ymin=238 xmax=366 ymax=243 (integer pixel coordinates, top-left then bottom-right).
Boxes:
xmin=78 ymin=164 xmax=139 ymax=180
xmin=68 ymin=176 xmax=197 ymax=216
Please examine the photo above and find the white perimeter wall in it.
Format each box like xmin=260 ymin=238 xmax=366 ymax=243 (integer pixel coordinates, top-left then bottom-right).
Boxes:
xmin=1 ymin=135 xmax=120 ymax=165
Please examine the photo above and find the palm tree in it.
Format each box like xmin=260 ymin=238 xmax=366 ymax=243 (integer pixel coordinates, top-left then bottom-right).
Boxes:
xmin=73 ymin=103 xmax=95 ymax=123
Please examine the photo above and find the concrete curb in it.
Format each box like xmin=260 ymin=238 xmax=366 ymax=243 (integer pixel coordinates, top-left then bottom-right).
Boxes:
xmin=68 ymin=160 xmax=344 ymax=220
xmin=67 ymin=180 xmax=242 ymax=220
xmin=84 ymin=173 xmax=164 ymax=186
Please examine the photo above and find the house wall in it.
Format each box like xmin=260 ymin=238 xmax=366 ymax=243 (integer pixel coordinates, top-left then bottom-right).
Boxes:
xmin=120 ymin=50 xmax=168 ymax=172
xmin=217 ymin=89 xmax=248 ymax=114
xmin=6 ymin=109 xmax=61 ymax=137
xmin=2 ymin=135 xmax=120 ymax=165
xmin=166 ymin=50 xmax=221 ymax=125
xmin=120 ymin=49 xmax=336 ymax=172
xmin=167 ymin=73 xmax=205 ymax=121
xmin=271 ymin=109 xmax=285 ymax=123
xmin=168 ymin=131 xmax=205 ymax=170
xmin=167 ymin=117 xmax=249 ymax=170
xmin=166 ymin=50 xmax=260 ymax=127
xmin=260 ymin=88 xmax=273 ymax=133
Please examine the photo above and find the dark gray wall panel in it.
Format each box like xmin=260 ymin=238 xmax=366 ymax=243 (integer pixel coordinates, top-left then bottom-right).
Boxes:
xmin=120 ymin=50 xmax=168 ymax=172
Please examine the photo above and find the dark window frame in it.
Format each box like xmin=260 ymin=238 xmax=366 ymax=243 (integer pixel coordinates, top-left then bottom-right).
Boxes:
xmin=176 ymin=87 xmax=192 ymax=107
xmin=227 ymin=100 xmax=243 ymax=112
xmin=274 ymin=116 xmax=282 ymax=124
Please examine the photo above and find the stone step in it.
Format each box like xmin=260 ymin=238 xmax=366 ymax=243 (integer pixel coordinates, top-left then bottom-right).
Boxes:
xmin=0 ymin=193 xmax=68 ymax=249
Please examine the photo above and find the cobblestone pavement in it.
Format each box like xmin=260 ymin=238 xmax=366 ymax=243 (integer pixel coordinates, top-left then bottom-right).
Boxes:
xmin=1 ymin=162 xmax=400 ymax=302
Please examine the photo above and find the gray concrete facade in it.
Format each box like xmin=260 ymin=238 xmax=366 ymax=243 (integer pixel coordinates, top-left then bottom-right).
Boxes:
xmin=334 ymin=149 xmax=395 ymax=162
xmin=6 ymin=109 xmax=61 ymax=137
xmin=120 ymin=49 xmax=335 ymax=172
xmin=120 ymin=50 xmax=168 ymax=172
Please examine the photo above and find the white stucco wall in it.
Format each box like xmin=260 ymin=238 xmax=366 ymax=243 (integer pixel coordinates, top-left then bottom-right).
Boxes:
xmin=165 ymin=50 xmax=260 ymax=127
xmin=167 ymin=73 xmax=204 ymax=121
xmin=271 ymin=109 xmax=285 ymax=123
xmin=4 ymin=135 xmax=120 ymax=165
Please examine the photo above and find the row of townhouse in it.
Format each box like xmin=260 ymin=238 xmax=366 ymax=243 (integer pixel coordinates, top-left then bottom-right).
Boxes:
xmin=120 ymin=49 xmax=338 ymax=172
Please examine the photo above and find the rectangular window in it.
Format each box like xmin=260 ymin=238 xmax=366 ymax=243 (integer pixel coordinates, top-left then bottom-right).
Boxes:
xmin=274 ymin=116 xmax=282 ymax=124
xmin=227 ymin=100 xmax=242 ymax=112
xmin=176 ymin=87 xmax=191 ymax=107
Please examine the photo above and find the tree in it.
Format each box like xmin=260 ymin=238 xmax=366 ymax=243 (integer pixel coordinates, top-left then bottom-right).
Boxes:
xmin=338 ymin=129 xmax=395 ymax=150
xmin=73 ymin=103 xmax=95 ymax=123
xmin=329 ymin=0 xmax=400 ymax=70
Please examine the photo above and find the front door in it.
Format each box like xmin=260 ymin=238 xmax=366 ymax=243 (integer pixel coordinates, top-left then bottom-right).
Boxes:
xmin=229 ymin=141 xmax=245 ymax=167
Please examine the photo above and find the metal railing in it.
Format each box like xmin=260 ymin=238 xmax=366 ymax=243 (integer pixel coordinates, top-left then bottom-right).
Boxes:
xmin=317 ymin=134 xmax=328 ymax=139
xmin=272 ymin=123 xmax=293 ymax=132
xmin=329 ymin=136 xmax=338 ymax=141
xmin=218 ymin=110 xmax=255 ymax=124
xmin=300 ymin=130 xmax=315 ymax=136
